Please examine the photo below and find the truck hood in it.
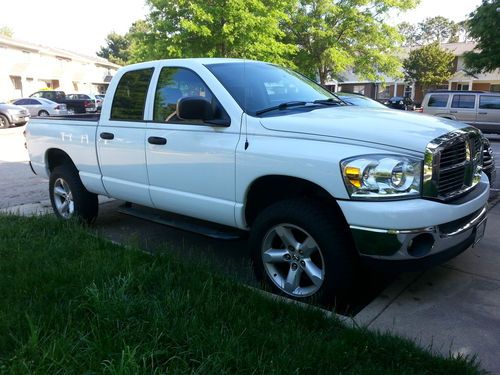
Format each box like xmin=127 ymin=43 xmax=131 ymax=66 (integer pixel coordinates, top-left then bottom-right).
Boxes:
xmin=259 ymin=106 xmax=468 ymax=153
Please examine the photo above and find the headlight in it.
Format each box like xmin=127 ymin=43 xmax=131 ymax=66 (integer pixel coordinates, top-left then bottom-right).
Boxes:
xmin=341 ymin=155 xmax=422 ymax=199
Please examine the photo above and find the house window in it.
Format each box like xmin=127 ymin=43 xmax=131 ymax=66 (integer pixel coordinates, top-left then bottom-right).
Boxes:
xmin=457 ymin=83 xmax=469 ymax=91
xmin=377 ymin=85 xmax=391 ymax=99
xmin=404 ymin=85 xmax=413 ymax=98
xmin=9 ymin=76 xmax=22 ymax=90
xmin=491 ymin=85 xmax=500 ymax=92
xmin=353 ymin=85 xmax=366 ymax=95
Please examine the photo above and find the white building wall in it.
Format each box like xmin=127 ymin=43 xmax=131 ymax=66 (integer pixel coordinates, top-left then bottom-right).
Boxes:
xmin=0 ymin=37 xmax=119 ymax=102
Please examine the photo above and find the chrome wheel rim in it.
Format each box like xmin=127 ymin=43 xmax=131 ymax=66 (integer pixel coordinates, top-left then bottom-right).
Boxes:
xmin=261 ymin=223 xmax=325 ymax=297
xmin=53 ymin=178 xmax=74 ymax=219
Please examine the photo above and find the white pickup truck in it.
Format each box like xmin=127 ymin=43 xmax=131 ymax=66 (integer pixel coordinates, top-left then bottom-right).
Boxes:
xmin=26 ymin=59 xmax=489 ymax=304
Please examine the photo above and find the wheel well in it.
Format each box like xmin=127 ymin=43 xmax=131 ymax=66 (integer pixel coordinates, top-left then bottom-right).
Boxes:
xmin=245 ymin=175 xmax=348 ymax=229
xmin=46 ymin=149 xmax=77 ymax=174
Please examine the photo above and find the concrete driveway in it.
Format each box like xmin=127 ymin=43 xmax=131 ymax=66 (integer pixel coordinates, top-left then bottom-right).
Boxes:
xmin=2 ymin=126 xmax=500 ymax=373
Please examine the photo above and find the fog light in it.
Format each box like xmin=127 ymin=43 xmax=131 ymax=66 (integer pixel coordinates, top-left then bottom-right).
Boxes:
xmin=407 ymin=234 xmax=434 ymax=257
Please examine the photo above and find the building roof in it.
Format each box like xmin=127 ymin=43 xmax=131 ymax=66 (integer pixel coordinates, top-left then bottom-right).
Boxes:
xmin=0 ymin=35 xmax=120 ymax=69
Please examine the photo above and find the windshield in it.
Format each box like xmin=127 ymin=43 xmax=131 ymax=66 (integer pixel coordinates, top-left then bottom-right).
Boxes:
xmin=205 ymin=62 xmax=340 ymax=116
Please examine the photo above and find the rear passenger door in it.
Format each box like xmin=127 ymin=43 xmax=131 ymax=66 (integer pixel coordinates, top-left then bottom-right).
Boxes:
xmin=96 ymin=67 xmax=154 ymax=206
xmin=450 ymin=94 xmax=477 ymax=124
xmin=476 ymin=95 xmax=500 ymax=133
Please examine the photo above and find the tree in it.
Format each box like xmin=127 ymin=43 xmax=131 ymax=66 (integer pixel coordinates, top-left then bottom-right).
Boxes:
xmin=129 ymin=0 xmax=296 ymax=66
xmin=284 ymin=0 xmax=418 ymax=85
xmin=463 ymin=0 xmax=500 ymax=73
xmin=0 ymin=26 xmax=13 ymax=38
xmin=97 ymin=32 xmax=131 ymax=65
xmin=398 ymin=16 xmax=460 ymax=47
xmin=403 ymin=42 xmax=455 ymax=92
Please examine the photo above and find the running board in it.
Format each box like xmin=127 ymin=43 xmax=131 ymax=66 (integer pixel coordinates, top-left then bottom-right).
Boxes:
xmin=118 ymin=204 xmax=244 ymax=240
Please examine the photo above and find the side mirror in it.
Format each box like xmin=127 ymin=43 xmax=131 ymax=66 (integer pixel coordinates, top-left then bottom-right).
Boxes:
xmin=177 ymin=96 xmax=230 ymax=127
xmin=177 ymin=96 xmax=214 ymax=121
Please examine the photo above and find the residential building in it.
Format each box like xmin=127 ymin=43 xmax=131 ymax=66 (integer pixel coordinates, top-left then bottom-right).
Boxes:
xmin=0 ymin=35 xmax=120 ymax=102
xmin=332 ymin=42 xmax=500 ymax=105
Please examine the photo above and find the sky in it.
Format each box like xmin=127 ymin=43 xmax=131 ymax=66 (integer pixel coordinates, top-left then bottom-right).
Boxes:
xmin=1 ymin=0 xmax=483 ymax=58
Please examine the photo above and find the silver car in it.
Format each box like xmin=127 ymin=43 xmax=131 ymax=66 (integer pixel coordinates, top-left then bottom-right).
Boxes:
xmin=0 ymin=102 xmax=30 ymax=129
xmin=12 ymin=98 xmax=68 ymax=117
xmin=422 ymin=90 xmax=500 ymax=134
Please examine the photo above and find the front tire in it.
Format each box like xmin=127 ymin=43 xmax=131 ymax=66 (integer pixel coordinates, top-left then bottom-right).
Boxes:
xmin=0 ymin=114 xmax=11 ymax=129
xmin=49 ymin=164 xmax=98 ymax=223
xmin=249 ymin=199 xmax=358 ymax=306
xmin=38 ymin=110 xmax=49 ymax=117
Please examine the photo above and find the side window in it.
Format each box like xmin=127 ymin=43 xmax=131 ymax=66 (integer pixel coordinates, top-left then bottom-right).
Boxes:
xmin=153 ymin=67 xmax=227 ymax=124
xmin=111 ymin=68 xmax=154 ymax=121
xmin=30 ymin=99 xmax=41 ymax=105
xmin=451 ymin=94 xmax=475 ymax=109
xmin=428 ymin=94 xmax=449 ymax=107
xmin=31 ymin=92 xmax=41 ymax=98
xmin=479 ymin=96 xmax=500 ymax=110
xmin=15 ymin=99 xmax=28 ymax=105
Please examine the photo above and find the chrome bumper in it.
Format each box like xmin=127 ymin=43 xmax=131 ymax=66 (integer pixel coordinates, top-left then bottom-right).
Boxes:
xmin=350 ymin=205 xmax=487 ymax=261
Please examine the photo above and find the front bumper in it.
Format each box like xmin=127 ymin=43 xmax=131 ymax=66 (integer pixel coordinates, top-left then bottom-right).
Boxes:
xmin=338 ymin=175 xmax=490 ymax=271
xmin=352 ymin=205 xmax=487 ymax=271
xmin=11 ymin=113 xmax=30 ymax=124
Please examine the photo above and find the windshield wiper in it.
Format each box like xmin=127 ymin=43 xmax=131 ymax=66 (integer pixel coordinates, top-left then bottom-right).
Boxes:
xmin=255 ymin=101 xmax=308 ymax=116
xmin=313 ymin=98 xmax=343 ymax=106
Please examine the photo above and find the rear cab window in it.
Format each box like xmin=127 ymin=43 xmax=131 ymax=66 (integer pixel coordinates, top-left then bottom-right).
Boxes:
xmin=428 ymin=94 xmax=450 ymax=108
xmin=110 ymin=68 xmax=154 ymax=121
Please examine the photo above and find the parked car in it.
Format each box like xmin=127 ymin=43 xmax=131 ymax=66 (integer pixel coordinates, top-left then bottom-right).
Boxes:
xmin=26 ymin=59 xmax=489 ymax=304
xmin=12 ymin=98 xmax=68 ymax=117
xmin=336 ymin=92 xmax=387 ymax=108
xmin=422 ymin=90 xmax=500 ymax=134
xmin=30 ymin=90 xmax=95 ymax=114
xmin=383 ymin=96 xmax=415 ymax=111
xmin=66 ymin=93 xmax=102 ymax=112
xmin=0 ymin=102 xmax=30 ymax=129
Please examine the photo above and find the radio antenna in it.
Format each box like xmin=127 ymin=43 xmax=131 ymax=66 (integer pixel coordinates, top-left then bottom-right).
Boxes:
xmin=243 ymin=56 xmax=249 ymax=150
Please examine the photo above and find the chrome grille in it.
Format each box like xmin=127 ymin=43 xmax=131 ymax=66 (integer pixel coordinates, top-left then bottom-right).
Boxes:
xmin=423 ymin=127 xmax=483 ymax=201
xmin=483 ymin=146 xmax=493 ymax=168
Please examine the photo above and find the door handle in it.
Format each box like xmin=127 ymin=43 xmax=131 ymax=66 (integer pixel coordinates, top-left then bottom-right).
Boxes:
xmin=100 ymin=132 xmax=114 ymax=140
xmin=148 ymin=136 xmax=167 ymax=145
xmin=449 ymin=110 xmax=458 ymax=114
xmin=478 ymin=112 xmax=488 ymax=115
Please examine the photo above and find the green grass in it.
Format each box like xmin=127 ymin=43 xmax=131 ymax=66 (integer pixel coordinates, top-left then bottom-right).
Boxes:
xmin=0 ymin=215 xmax=484 ymax=374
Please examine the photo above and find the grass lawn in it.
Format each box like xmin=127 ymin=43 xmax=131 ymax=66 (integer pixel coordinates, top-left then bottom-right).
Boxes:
xmin=0 ymin=215 xmax=484 ymax=374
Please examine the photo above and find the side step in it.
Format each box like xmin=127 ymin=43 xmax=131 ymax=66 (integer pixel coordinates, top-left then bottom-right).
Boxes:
xmin=118 ymin=204 xmax=245 ymax=241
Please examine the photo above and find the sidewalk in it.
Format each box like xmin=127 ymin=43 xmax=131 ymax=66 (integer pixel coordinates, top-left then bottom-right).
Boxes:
xmin=354 ymin=200 xmax=500 ymax=374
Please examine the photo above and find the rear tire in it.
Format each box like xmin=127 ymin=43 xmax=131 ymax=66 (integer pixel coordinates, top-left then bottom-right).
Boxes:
xmin=49 ymin=164 xmax=98 ymax=224
xmin=0 ymin=114 xmax=10 ymax=129
xmin=249 ymin=199 xmax=358 ymax=306
xmin=38 ymin=110 xmax=49 ymax=117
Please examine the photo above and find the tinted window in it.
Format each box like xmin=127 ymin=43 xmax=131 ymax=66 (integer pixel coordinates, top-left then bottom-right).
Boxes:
xmin=479 ymin=96 xmax=500 ymax=110
xmin=111 ymin=68 xmax=153 ymax=121
xmin=153 ymin=67 xmax=227 ymax=124
xmin=30 ymin=99 xmax=41 ymax=105
xmin=14 ymin=99 xmax=28 ymax=105
xmin=451 ymin=94 xmax=475 ymax=109
xmin=428 ymin=94 xmax=449 ymax=107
